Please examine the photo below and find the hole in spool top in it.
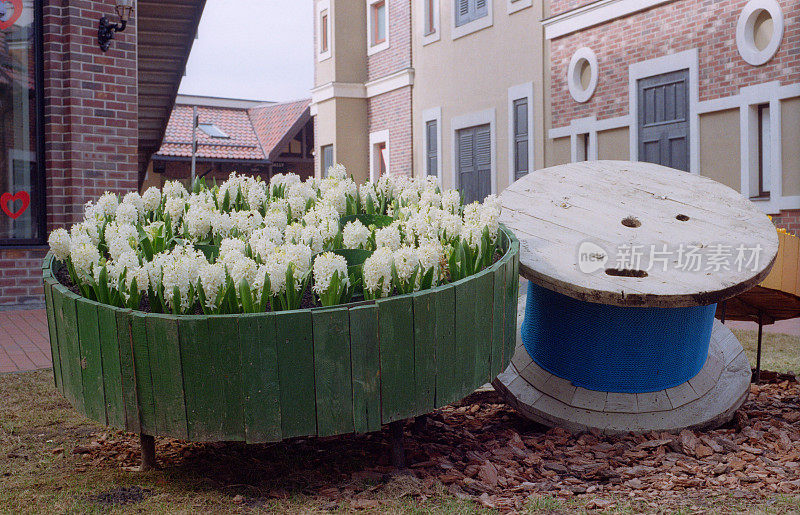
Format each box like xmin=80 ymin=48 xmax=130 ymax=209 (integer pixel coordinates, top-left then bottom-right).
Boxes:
xmin=621 ymin=216 xmax=641 ymax=228
xmin=605 ymin=268 xmax=648 ymax=278
xmin=676 ymin=214 xmax=690 ymax=221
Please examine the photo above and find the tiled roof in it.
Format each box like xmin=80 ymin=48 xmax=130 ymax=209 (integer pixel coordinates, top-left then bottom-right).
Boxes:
xmin=157 ymin=98 xmax=311 ymax=162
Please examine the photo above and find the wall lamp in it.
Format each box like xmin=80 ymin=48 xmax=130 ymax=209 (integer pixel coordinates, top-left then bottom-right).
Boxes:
xmin=98 ymin=0 xmax=135 ymax=52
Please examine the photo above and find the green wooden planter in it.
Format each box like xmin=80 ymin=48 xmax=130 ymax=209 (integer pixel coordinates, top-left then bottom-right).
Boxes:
xmin=42 ymin=227 xmax=520 ymax=443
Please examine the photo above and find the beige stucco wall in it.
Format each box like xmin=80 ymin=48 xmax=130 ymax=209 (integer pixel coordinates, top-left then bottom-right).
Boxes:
xmin=597 ymin=127 xmax=629 ymax=161
xmin=545 ymin=137 xmax=570 ymax=167
xmin=411 ymin=1 xmax=546 ymax=193
xmin=699 ymin=109 xmax=740 ymax=191
xmin=314 ymin=97 xmax=369 ymax=181
xmin=782 ymin=97 xmax=800 ymax=196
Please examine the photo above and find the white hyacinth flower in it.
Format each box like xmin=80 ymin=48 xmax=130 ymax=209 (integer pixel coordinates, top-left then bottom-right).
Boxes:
xmin=375 ymin=223 xmax=401 ymax=251
xmin=142 ymin=186 xmax=162 ymax=213
xmin=362 ymin=247 xmax=393 ymax=298
xmin=48 ymin=228 xmax=71 ymax=261
xmin=312 ymin=252 xmax=349 ymax=295
xmin=115 ymin=202 xmax=138 ymax=226
xmin=343 ymin=220 xmax=370 ymax=250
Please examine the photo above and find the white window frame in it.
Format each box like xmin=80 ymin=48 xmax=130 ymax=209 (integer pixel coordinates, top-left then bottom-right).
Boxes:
xmin=508 ymin=0 xmax=532 ymax=15
xmin=421 ymin=107 xmax=442 ymax=178
xmin=451 ymin=108 xmax=497 ymax=194
xmin=507 ymin=82 xmax=534 ymax=185
xmin=629 ymin=48 xmax=699 ymax=174
xmin=568 ymin=47 xmax=598 ymax=103
xmin=736 ymin=0 xmax=784 ymax=66
xmin=452 ymin=0 xmax=493 ymax=40
xmin=366 ymin=0 xmax=390 ymax=56
xmin=419 ymin=0 xmax=440 ymax=46
xmin=316 ymin=0 xmax=332 ymax=62
xmin=369 ymin=130 xmax=390 ymax=182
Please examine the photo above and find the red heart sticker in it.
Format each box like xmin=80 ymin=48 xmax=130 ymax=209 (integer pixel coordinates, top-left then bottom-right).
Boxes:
xmin=1 ymin=191 xmax=30 ymax=219
xmin=0 ymin=1 xmax=23 ymax=31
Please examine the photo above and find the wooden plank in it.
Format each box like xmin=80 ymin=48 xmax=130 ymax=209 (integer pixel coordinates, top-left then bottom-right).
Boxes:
xmin=312 ymin=308 xmax=354 ymax=437
xmin=491 ymin=256 xmax=508 ymax=379
xmin=97 ymin=307 xmax=125 ymax=428
xmin=275 ymin=310 xmax=317 ymax=438
xmin=505 ymin=241 xmax=521 ymax=367
xmin=378 ymin=296 xmax=415 ymax=423
xmin=130 ymin=312 xmax=156 ymax=434
xmin=348 ymin=303 xmax=381 ymax=433
xmin=433 ymin=286 xmax=457 ymax=407
xmin=412 ymin=290 xmax=437 ymax=414
xmin=115 ymin=309 xmax=141 ymax=433
xmin=43 ymin=281 xmax=63 ymax=390
xmin=52 ymin=290 xmax=84 ymax=412
xmin=146 ymin=314 xmax=188 ymax=438
xmin=75 ymin=298 xmax=107 ymax=425
xmin=473 ymin=269 xmax=495 ymax=386
xmin=781 ymin=232 xmax=799 ymax=295
xmin=239 ymin=313 xmax=282 ymax=443
xmin=454 ymin=277 xmax=479 ymax=398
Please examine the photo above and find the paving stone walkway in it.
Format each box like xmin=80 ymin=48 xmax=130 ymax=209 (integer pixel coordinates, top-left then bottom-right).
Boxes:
xmin=0 ymin=309 xmax=51 ymax=373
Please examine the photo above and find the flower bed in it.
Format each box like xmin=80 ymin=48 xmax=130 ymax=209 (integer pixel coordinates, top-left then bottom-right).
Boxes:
xmin=43 ymin=169 xmax=520 ymax=442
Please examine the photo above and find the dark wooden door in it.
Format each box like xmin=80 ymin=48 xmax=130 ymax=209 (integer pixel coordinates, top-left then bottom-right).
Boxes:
xmin=457 ymin=124 xmax=491 ymax=203
xmin=637 ymin=69 xmax=690 ymax=171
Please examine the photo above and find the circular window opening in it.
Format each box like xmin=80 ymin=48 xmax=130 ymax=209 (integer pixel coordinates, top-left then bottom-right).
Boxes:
xmin=736 ymin=0 xmax=784 ymax=66
xmin=567 ymin=48 xmax=598 ymax=103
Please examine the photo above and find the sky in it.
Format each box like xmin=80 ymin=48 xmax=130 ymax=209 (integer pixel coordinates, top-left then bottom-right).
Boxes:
xmin=178 ymin=0 xmax=314 ymax=102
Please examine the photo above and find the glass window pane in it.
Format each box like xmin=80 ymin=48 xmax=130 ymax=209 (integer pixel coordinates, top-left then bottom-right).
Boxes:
xmin=0 ymin=2 xmax=42 ymax=243
xmin=374 ymin=2 xmax=386 ymax=44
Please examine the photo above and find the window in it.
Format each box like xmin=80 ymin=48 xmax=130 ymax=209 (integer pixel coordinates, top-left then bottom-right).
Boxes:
xmin=321 ymin=11 xmax=329 ymax=53
xmin=317 ymin=1 xmax=332 ymax=61
xmin=421 ymin=0 xmax=440 ymax=44
xmin=369 ymin=130 xmax=390 ymax=181
xmin=756 ymin=103 xmax=771 ymax=198
xmin=367 ymin=0 xmax=389 ymax=54
xmin=512 ymin=98 xmax=528 ymax=180
xmin=736 ymin=0 xmax=784 ymax=66
xmin=457 ymin=125 xmax=492 ymax=203
xmin=455 ymin=0 xmax=488 ymax=27
xmin=321 ymin=145 xmax=334 ymax=176
xmin=1 ymin=2 xmax=45 ymax=245
xmin=426 ymin=120 xmax=438 ymax=177
xmin=198 ymin=123 xmax=229 ymax=139
xmin=425 ymin=0 xmax=436 ymax=34
xmin=576 ymin=133 xmax=590 ymax=162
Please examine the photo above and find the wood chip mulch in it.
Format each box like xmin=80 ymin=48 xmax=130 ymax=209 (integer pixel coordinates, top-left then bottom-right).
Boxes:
xmin=75 ymin=374 xmax=800 ymax=512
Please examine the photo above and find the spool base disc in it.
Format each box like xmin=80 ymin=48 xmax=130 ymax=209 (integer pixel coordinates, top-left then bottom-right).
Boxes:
xmin=493 ymin=301 xmax=751 ymax=434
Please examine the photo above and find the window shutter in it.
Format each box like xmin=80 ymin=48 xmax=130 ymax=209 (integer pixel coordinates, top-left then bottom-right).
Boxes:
xmin=426 ymin=120 xmax=438 ymax=176
xmin=475 ymin=0 xmax=488 ymax=17
xmin=475 ymin=125 xmax=492 ymax=200
xmin=513 ymin=98 xmax=529 ymax=180
xmin=455 ymin=0 xmax=470 ymax=26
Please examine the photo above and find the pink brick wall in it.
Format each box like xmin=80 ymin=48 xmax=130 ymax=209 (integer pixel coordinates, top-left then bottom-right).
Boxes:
xmin=0 ymin=0 xmax=139 ymax=309
xmin=367 ymin=0 xmax=411 ymax=82
xmin=550 ymin=0 xmax=800 ymax=128
xmin=368 ymin=87 xmax=413 ymax=175
xmin=549 ymin=0 xmax=598 ymax=16
xmin=773 ymin=209 xmax=800 ymax=237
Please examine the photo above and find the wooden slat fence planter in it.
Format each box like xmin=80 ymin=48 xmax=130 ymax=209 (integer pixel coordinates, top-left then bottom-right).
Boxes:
xmin=43 ymin=226 xmax=519 ymax=465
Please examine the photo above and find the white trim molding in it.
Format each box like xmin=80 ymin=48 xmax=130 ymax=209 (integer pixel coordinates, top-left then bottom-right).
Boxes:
xmin=736 ymin=0 xmax=784 ymax=66
xmin=419 ymin=0 xmax=441 ymax=46
xmin=421 ymin=107 xmax=442 ymax=178
xmin=628 ymin=48 xmax=700 ymax=174
xmin=316 ymin=0 xmax=332 ymax=62
xmin=365 ymin=68 xmax=415 ymax=97
xmin=508 ymin=0 xmax=532 ymax=15
xmin=369 ymin=130 xmax=390 ymax=182
xmin=543 ymin=0 xmax=675 ymax=39
xmin=450 ymin=108 xmax=497 ymax=194
xmin=452 ymin=0 xmax=493 ymax=40
xmin=366 ymin=0 xmax=390 ymax=56
xmin=311 ymin=82 xmax=366 ymax=104
xmin=568 ymin=47 xmax=598 ymax=103
xmin=507 ymin=82 xmax=534 ymax=185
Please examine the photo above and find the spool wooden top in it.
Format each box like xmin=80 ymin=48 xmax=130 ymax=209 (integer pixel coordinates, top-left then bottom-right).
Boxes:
xmin=499 ymin=161 xmax=779 ymax=308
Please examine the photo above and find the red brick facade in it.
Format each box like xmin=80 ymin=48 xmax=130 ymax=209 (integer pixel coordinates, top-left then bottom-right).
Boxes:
xmin=0 ymin=1 xmax=139 ymax=309
xmin=773 ymin=209 xmax=800 ymax=237
xmin=550 ymin=0 xmax=800 ymax=128
xmin=367 ymin=0 xmax=412 ymax=176
xmin=549 ymin=0 xmax=596 ymax=16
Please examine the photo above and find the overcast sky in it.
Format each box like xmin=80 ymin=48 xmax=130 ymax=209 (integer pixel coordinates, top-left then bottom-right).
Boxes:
xmin=178 ymin=0 xmax=314 ymax=102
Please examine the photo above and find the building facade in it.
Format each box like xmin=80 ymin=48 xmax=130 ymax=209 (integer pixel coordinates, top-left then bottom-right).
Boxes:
xmin=312 ymin=0 xmax=798 ymax=234
xmin=0 ymin=1 xmax=203 ymax=309
xmin=145 ymin=95 xmax=314 ymax=188
xmin=543 ymin=0 xmax=800 ymax=234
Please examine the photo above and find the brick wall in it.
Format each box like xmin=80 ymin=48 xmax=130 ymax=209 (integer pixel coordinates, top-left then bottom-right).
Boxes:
xmin=0 ymin=0 xmax=139 ymax=309
xmin=368 ymin=87 xmax=412 ymax=175
xmin=773 ymin=209 xmax=800 ymax=237
xmin=367 ymin=0 xmax=411 ymax=82
xmin=549 ymin=0 xmax=597 ymax=16
xmin=550 ymin=0 xmax=800 ymax=127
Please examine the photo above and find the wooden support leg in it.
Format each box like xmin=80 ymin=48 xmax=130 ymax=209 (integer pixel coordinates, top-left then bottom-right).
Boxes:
xmin=719 ymin=300 xmax=727 ymax=324
xmin=389 ymin=421 xmax=406 ymax=469
xmin=139 ymin=434 xmax=157 ymax=471
xmin=754 ymin=311 xmax=763 ymax=384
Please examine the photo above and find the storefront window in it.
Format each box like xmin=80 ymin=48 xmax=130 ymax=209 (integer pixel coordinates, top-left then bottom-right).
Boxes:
xmin=0 ymin=1 xmax=44 ymax=245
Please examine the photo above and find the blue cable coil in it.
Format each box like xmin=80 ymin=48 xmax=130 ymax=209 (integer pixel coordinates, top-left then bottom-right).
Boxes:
xmin=521 ymin=281 xmax=716 ymax=394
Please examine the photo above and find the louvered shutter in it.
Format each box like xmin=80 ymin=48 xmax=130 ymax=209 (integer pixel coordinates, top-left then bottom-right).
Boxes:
xmin=457 ymin=128 xmax=475 ymax=202
xmin=475 ymin=0 xmax=488 ymax=18
xmin=455 ymin=0 xmax=470 ymax=26
xmin=475 ymin=125 xmax=492 ymax=200
xmin=513 ymin=98 xmax=529 ymax=180
xmin=426 ymin=120 xmax=438 ymax=177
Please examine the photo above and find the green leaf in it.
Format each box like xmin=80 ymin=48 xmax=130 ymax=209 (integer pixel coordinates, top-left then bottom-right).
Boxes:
xmin=172 ymin=286 xmax=182 ymax=315
xmin=240 ymin=279 xmax=254 ymax=313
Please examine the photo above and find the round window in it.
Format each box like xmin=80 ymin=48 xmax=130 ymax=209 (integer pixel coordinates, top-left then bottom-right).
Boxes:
xmin=568 ymin=47 xmax=598 ymax=103
xmin=736 ymin=0 xmax=784 ymax=66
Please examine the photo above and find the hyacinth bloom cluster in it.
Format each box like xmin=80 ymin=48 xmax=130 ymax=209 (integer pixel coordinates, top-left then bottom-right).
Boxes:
xmin=48 ymin=166 xmax=503 ymax=314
